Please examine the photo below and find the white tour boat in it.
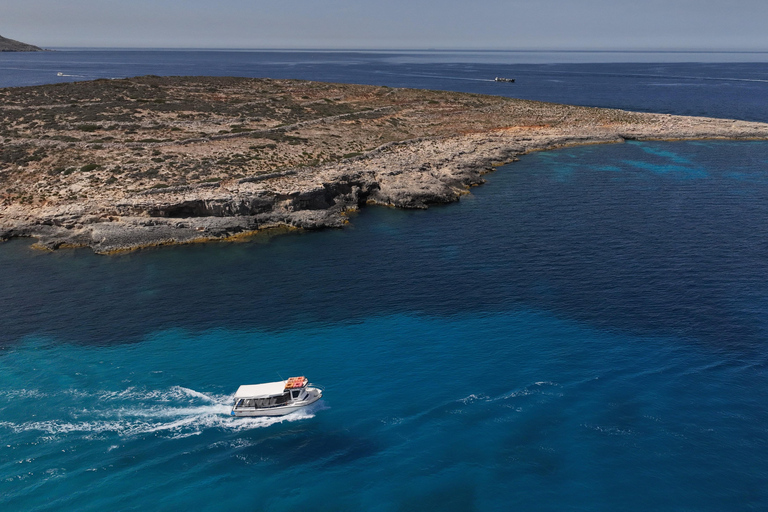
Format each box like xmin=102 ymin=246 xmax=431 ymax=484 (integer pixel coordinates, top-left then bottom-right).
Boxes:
xmin=231 ymin=376 xmax=323 ymax=417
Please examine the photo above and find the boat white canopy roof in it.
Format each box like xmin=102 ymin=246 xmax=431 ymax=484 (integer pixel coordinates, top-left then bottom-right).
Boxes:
xmin=235 ymin=381 xmax=287 ymax=399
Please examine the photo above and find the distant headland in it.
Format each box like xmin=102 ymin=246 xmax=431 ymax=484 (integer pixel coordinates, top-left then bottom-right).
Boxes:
xmin=2 ymin=76 xmax=768 ymax=254
xmin=0 ymin=34 xmax=43 ymax=52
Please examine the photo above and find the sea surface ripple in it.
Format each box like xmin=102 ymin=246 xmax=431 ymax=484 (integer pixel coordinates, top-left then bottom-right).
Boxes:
xmin=1 ymin=52 xmax=768 ymax=511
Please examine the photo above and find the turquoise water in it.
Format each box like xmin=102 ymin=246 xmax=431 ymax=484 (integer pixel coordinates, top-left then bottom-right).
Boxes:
xmin=3 ymin=51 xmax=768 ymax=510
xmin=3 ymin=140 xmax=768 ymax=510
xmin=4 ymin=313 xmax=766 ymax=511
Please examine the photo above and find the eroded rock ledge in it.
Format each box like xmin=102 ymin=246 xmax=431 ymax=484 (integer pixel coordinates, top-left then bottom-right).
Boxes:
xmin=2 ymin=76 xmax=768 ymax=253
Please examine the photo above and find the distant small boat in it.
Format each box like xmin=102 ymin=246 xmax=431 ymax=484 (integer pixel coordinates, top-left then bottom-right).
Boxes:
xmin=494 ymin=77 xmax=515 ymax=83
xmin=231 ymin=376 xmax=323 ymax=417
xmin=57 ymin=72 xmax=64 ymax=76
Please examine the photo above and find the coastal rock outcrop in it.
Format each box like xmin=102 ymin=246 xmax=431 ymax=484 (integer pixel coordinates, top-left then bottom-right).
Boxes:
xmin=2 ymin=76 xmax=768 ymax=253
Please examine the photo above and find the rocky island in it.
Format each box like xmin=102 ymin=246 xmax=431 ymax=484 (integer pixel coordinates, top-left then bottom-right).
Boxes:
xmin=0 ymin=34 xmax=43 ymax=52
xmin=2 ymin=75 xmax=768 ymax=253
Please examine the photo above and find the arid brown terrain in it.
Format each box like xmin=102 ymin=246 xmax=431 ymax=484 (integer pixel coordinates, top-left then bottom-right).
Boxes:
xmin=2 ymin=76 xmax=768 ymax=253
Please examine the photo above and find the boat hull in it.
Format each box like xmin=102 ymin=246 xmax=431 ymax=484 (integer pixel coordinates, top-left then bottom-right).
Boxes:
xmin=231 ymin=387 xmax=322 ymax=417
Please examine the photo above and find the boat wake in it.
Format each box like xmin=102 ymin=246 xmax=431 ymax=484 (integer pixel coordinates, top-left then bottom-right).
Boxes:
xmin=378 ymin=381 xmax=563 ymax=427
xmin=534 ymin=68 xmax=768 ymax=84
xmin=0 ymin=386 xmax=324 ymax=441
xmin=376 ymin=70 xmax=495 ymax=82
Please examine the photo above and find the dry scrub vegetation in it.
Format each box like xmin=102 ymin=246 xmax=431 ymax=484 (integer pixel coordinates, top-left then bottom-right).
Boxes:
xmin=0 ymin=76 xmax=641 ymax=208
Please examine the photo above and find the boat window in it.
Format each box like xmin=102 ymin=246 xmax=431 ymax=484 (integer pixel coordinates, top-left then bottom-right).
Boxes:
xmin=291 ymin=390 xmax=299 ymax=399
xmin=236 ymin=399 xmax=244 ymax=408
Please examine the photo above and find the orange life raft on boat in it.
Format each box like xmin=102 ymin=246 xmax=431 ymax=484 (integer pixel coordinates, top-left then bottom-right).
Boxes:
xmin=284 ymin=376 xmax=308 ymax=390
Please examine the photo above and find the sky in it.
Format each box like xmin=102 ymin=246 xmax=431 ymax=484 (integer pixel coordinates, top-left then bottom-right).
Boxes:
xmin=3 ymin=0 xmax=768 ymax=50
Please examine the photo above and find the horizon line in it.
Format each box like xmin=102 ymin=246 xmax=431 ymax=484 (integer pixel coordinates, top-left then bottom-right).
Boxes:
xmin=38 ymin=46 xmax=768 ymax=54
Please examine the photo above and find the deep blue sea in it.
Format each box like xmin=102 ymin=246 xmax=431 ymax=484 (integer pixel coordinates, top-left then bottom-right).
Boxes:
xmin=2 ymin=51 xmax=768 ymax=511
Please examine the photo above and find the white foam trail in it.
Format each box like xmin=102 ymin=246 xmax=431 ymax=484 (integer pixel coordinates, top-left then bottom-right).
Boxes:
xmin=115 ymin=403 xmax=232 ymax=418
xmin=0 ymin=389 xmax=47 ymax=399
xmin=451 ymin=381 xmax=561 ymax=405
xmin=500 ymin=381 xmax=561 ymax=400
xmin=0 ymin=419 xmax=130 ymax=435
xmin=174 ymin=386 xmax=218 ymax=402
xmin=459 ymin=393 xmax=490 ymax=404
xmin=1 ymin=408 xmax=317 ymax=437
xmin=94 ymin=386 xmax=231 ymax=403
xmin=0 ymin=386 xmax=324 ymax=440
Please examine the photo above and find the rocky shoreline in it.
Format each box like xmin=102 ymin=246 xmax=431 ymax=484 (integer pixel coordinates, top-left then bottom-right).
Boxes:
xmin=2 ymin=76 xmax=768 ymax=254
